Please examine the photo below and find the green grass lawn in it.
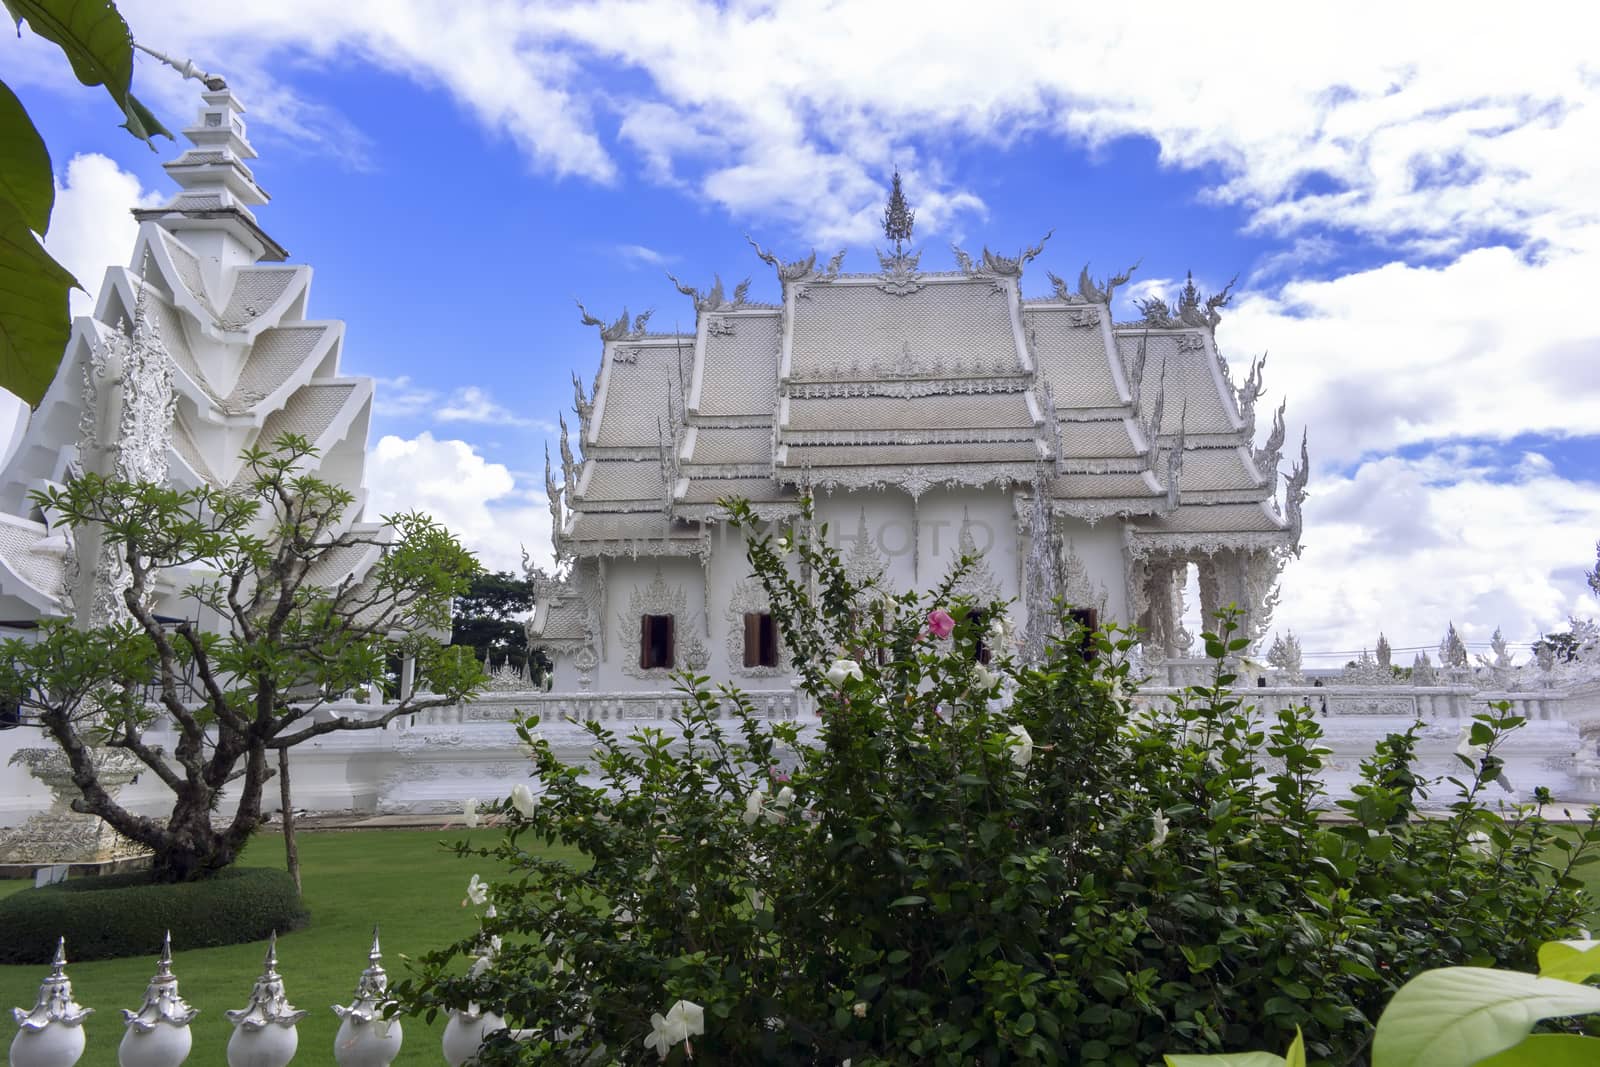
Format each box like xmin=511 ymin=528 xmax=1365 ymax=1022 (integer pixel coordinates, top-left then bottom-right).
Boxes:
xmin=0 ymin=828 xmax=576 ymax=1067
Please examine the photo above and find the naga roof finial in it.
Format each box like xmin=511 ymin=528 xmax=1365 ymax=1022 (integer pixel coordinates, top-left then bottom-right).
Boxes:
xmin=134 ymin=43 xmax=227 ymax=91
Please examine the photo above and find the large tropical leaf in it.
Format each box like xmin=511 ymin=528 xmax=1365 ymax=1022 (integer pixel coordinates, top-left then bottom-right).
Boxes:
xmin=1 ymin=0 xmax=172 ymax=145
xmin=1474 ymin=1034 xmax=1600 ymax=1066
xmin=1537 ymin=940 xmax=1600 ymax=984
xmin=0 ymin=80 xmax=53 ymax=234
xmin=1372 ymin=967 xmax=1600 ymax=1067
xmin=0 ymin=195 xmax=76 ymax=406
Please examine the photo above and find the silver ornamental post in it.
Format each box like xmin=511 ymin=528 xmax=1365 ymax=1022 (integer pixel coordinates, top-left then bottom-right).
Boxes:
xmin=9 ymin=938 xmax=91 ymax=1067
xmin=331 ymin=928 xmax=402 ymax=1066
xmin=117 ymin=932 xmax=198 ymax=1067
xmin=224 ymin=933 xmax=306 ymax=1067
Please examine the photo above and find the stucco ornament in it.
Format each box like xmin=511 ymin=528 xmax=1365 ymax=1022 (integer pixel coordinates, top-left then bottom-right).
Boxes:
xmin=118 ymin=931 xmax=199 ymax=1067
xmin=618 ymin=568 xmax=706 ymax=679
xmin=949 ymin=510 xmax=1002 ymax=607
xmin=10 ymin=939 xmax=91 ymax=1067
xmin=331 ymin=929 xmax=403 ymax=1067
xmin=225 ymin=934 xmax=306 ymax=1067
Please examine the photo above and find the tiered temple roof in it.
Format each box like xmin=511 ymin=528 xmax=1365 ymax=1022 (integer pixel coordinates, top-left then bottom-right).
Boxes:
xmin=546 ymin=237 xmax=1304 ymax=565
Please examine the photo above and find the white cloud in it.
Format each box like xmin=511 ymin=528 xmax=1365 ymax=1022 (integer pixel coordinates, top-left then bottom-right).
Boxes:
xmin=1269 ymin=446 xmax=1600 ymax=667
xmin=365 ymin=432 xmax=553 ymax=573
xmin=109 ymin=1 xmax=1600 ymax=250
xmin=371 ymin=378 xmax=552 ymax=431
xmin=615 ymin=243 xmax=674 ymax=269
xmin=44 ymin=154 xmax=162 ymax=317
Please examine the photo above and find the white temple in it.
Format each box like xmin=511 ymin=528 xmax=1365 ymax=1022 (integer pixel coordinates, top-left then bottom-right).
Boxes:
xmin=1 ymin=79 xmax=1596 ymax=837
xmin=0 ymin=78 xmax=378 ymax=631
xmin=531 ymin=233 xmax=1308 ymax=692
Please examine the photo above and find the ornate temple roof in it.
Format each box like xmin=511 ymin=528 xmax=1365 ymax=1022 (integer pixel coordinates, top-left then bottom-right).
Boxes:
xmin=549 ymin=229 xmax=1306 ymax=564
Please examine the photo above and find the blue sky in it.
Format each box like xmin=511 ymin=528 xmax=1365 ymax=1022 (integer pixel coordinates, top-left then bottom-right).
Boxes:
xmin=6 ymin=0 xmax=1600 ymax=664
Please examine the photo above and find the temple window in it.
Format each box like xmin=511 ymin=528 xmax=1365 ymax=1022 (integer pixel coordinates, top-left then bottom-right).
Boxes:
xmin=639 ymin=614 xmax=675 ymax=670
xmin=743 ymin=612 xmax=779 ymax=669
xmin=1068 ymin=607 xmax=1099 ymax=661
xmin=970 ymin=609 xmax=993 ymax=665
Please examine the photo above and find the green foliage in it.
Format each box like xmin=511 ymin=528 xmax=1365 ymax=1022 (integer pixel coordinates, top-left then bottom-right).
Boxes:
xmin=0 ymin=867 xmax=307 ymax=964
xmin=0 ymin=0 xmax=172 ymax=405
xmin=452 ymin=569 xmax=548 ymax=679
xmin=396 ymin=498 xmax=1597 ymax=1065
xmin=0 ymin=436 xmax=485 ymax=881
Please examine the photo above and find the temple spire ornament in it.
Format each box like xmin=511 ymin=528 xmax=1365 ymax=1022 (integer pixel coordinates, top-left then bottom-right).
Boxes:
xmin=118 ymin=931 xmax=198 ymax=1067
xmin=10 ymin=938 xmax=91 ymax=1067
xmin=332 ymin=927 xmax=403 ymax=1066
xmin=882 ymin=169 xmax=915 ymax=255
xmin=225 ymin=933 xmax=305 ymax=1067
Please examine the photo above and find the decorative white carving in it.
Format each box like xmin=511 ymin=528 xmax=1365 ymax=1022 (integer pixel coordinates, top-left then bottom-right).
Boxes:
xmin=949 ymin=509 xmax=1002 ymax=606
xmin=617 ymin=568 xmax=707 ymax=679
xmin=874 ymin=248 xmax=924 ymax=296
xmin=1058 ymin=539 xmax=1107 ymax=613
xmin=842 ymin=509 xmax=888 ymax=590
xmin=724 ymin=576 xmax=791 ymax=677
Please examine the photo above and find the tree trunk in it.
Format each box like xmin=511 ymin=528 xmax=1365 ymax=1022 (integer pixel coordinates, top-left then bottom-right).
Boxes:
xmin=279 ymin=746 xmax=302 ymax=895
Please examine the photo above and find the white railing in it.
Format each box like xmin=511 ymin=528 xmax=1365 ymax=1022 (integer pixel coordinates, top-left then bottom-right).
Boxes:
xmin=405 ymin=688 xmax=808 ymax=727
xmin=8 ymin=932 xmax=510 ymax=1067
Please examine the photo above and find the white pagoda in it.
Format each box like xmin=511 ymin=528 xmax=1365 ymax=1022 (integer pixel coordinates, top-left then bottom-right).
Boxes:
xmin=0 ymin=73 xmax=379 ymax=630
xmin=532 ymin=192 xmax=1309 ymax=693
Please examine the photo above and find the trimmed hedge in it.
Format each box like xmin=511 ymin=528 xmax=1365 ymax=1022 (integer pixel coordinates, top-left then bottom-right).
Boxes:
xmin=0 ymin=866 xmax=308 ymax=964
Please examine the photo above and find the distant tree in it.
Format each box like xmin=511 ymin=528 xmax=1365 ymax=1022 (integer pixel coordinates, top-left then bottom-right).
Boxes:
xmin=0 ymin=437 xmax=484 ymax=881
xmin=452 ymin=570 xmax=549 ymax=682
xmin=1 ymin=0 xmax=172 ymax=405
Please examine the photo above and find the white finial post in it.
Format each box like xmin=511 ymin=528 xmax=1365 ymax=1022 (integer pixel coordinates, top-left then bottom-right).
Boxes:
xmin=331 ymin=927 xmax=402 ymax=1066
xmin=117 ymin=931 xmax=198 ymax=1067
xmin=9 ymin=937 xmax=92 ymax=1067
xmin=224 ymin=933 xmax=305 ymax=1067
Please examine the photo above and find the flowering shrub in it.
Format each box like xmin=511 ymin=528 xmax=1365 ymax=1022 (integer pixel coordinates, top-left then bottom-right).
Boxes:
xmin=396 ymin=500 xmax=1598 ymax=1065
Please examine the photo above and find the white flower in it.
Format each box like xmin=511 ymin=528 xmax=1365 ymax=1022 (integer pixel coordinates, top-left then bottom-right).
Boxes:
xmin=852 ymin=1001 xmax=868 ymax=1018
xmin=774 ymin=785 xmax=795 ymax=808
xmin=510 ymin=783 xmax=539 ymax=817
xmin=1455 ymin=732 xmax=1488 ymax=762
xmin=1006 ymin=723 xmax=1034 ymax=767
xmin=973 ymin=663 xmax=999 ymax=692
xmin=988 ymin=614 xmax=1013 ymax=641
xmin=463 ymin=797 xmax=481 ymax=828
xmin=826 ymin=658 xmax=864 ymax=686
xmin=644 ymin=999 xmax=705 ymax=1059
xmin=485 ymin=903 xmax=498 ymax=919
xmin=462 ymin=874 xmax=489 ymax=907
xmin=742 ymin=791 xmax=764 ymax=826
xmin=1466 ymin=830 xmax=1492 ymax=857
xmin=1149 ymin=810 xmax=1170 ymax=852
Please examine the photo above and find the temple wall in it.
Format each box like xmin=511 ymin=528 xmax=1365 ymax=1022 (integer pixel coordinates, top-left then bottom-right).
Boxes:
xmin=1056 ymin=515 xmax=1130 ymax=625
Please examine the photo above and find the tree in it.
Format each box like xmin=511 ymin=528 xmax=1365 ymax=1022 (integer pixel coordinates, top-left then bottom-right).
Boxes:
xmin=1 ymin=0 xmax=171 ymax=405
xmin=0 ymin=436 xmax=484 ymax=881
xmin=452 ymin=570 xmax=542 ymax=677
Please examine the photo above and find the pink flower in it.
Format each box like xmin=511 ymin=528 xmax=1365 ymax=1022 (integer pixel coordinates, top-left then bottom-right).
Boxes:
xmin=927 ymin=609 xmax=956 ymax=639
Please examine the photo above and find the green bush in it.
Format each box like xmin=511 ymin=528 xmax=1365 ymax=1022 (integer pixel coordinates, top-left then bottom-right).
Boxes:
xmin=0 ymin=865 xmax=308 ymax=963
xmin=397 ymin=498 xmax=1599 ymax=1066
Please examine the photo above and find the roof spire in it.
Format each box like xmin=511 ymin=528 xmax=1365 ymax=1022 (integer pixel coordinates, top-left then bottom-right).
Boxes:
xmin=882 ymin=170 xmax=915 ymax=255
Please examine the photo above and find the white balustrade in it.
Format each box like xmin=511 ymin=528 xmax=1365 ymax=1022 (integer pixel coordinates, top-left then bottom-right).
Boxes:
xmin=224 ymin=934 xmax=304 ymax=1067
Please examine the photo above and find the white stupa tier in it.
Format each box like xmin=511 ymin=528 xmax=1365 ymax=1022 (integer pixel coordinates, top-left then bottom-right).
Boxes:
xmin=0 ymin=83 xmax=380 ymax=625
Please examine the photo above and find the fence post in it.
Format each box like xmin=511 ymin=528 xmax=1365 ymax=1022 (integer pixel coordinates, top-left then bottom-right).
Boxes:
xmin=331 ymin=929 xmax=402 ymax=1066
xmin=8 ymin=938 xmax=90 ymax=1067
xmin=117 ymin=931 xmax=197 ymax=1067
xmin=224 ymin=933 xmax=305 ymax=1067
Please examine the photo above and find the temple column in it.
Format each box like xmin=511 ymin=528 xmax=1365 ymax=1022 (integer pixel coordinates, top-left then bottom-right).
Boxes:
xmin=399 ymin=655 xmax=415 ymax=702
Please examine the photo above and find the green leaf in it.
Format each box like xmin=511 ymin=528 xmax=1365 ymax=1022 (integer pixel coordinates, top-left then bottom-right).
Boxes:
xmin=1284 ymin=1028 xmax=1306 ymax=1067
xmin=1537 ymin=941 xmax=1600 ymax=984
xmin=1473 ymin=1034 xmax=1600 ymax=1066
xmin=2 ymin=0 xmax=172 ymax=145
xmin=1165 ymin=1054 xmax=1285 ymax=1066
xmin=0 ymin=195 xmax=77 ymax=405
xmin=1372 ymin=966 xmax=1600 ymax=1067
xmin=888 ymin=895 xmax=925 ymax=907
xmin=0 ymin=79 xmax=53 ymax=234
